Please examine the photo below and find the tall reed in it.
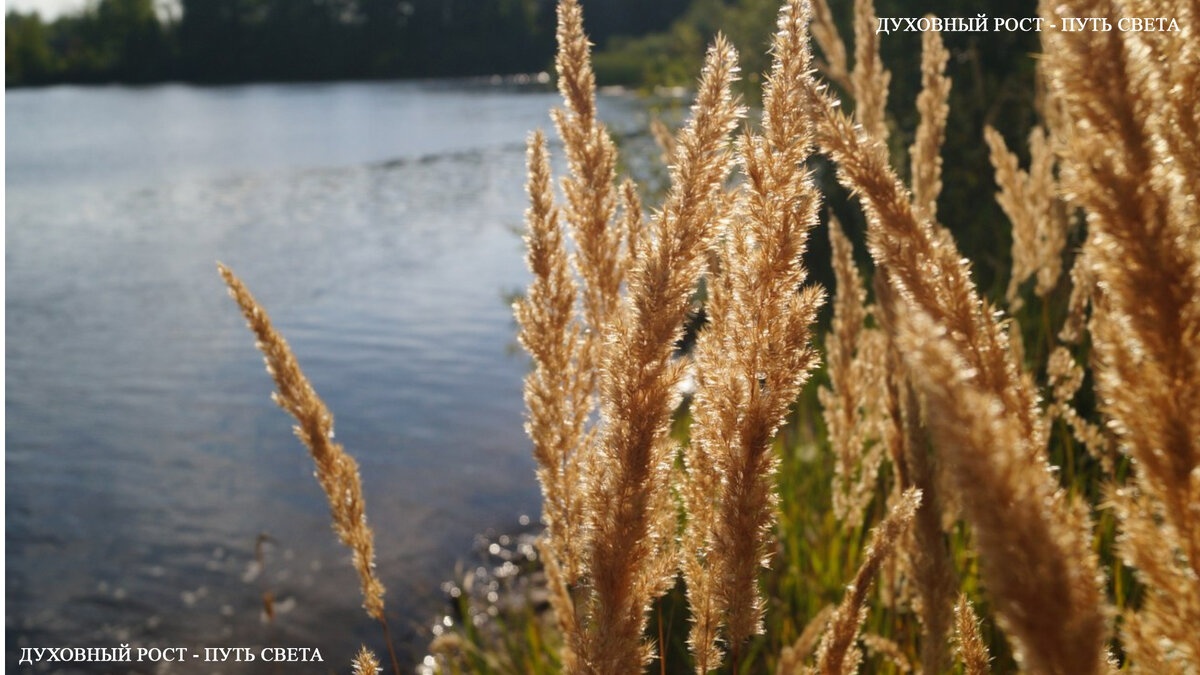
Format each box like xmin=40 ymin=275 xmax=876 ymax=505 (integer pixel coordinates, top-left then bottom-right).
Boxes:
xmin=513 ymin=129 xmax=589 ymax=670
xmin=812 ymin=488 xmax=921 ymax=675
xmin=684 ymin=0 xmax=824 ymax=667
xmin=848 ymin=0 xmax=889 ymax=144
xmin=909 ymin=26 xmax=950 ymax=223
xmin=516 ymin=6 xmax=746 ymax=668
xmin=553 ymin=0 xmax=626 ymax=393
xmin=897 ymin=309 xmax=1107 ymax=675
xmin=984 ymin=125 xmax=1066 ymax=310
xmin=798 ymin=3 xmax=1116 ymax=665
xmin=1040 ymin=0 xmax=1200 ymax=666
xmin=874 ymin=271 xmax=956 ymax=675
xmin=818 ymin=215 xmax=884 ymax=530
xmin=218 ymin=263 xmax=400 ymax=675
xmin=808 ymin=0 xmax=847 ymax=89
xmin=577 ymin=35 xmax=743 ymax=672
xmin=502 ymin=0 xmax=1179 ymax=672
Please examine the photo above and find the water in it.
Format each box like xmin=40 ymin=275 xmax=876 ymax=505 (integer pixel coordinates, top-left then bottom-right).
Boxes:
xmin=5 ymin=80 xmax=652 ymax=672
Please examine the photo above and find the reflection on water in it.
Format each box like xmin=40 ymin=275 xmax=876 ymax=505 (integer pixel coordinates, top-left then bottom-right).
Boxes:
xmin=5 ymin=81 xmax=650 ymax=671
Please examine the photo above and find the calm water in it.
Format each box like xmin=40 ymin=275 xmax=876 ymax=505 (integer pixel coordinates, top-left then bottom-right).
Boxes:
xmin=5 ymin=81 xmax=651 ymax=672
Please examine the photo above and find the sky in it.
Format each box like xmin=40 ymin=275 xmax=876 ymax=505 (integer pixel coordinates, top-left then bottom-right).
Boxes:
xmin=6 ymin=0 xmax=89 ymax=17
xmin=6 ymin=0 xmax=182 ymax=19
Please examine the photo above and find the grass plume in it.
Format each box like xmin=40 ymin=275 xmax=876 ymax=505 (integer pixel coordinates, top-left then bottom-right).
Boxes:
xmin=812 ymin=488 xmax=921 ymax=675
xmin=578 ymin=32 xmax=744 ymax=674
xmin=808 ymin=0 xmax=847 ymax=89
xmin=849 ymin=0 xmax=889 ymax=144
xmin=684 ymin=0 xmax=825 ymax=666
xmin=984 ymin=126 xmax=1067 ymax=309
xmin=219 ymin=263 xmax=385 ymax=622
xmin=898 ymin=309 xmax=1107 ymax=675
xmin=218 ymin=263 xmax=400 ymax=675
xmin=513 ymin=129 xmax=589 ymax=668
xmin=874 ymin=271 xmax=956 ymax=675
xmin=553 ymin=0 xmax=626 ymax=393
xmin=1041 ymin=0 xmax=1200 ymax=666
xmin=954 ymin=596 xmax=991 ymax=675
xmin=818 ymin=215 xmax=883 ymax=529
xmin=354 ymin=646 xmax=382 ymax=675
xmin=909 ymin=26 xmax=950 ymax=222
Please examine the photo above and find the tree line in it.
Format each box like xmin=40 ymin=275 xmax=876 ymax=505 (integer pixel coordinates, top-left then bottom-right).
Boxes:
xmin=5 ymin=0 xmax=690 ymax=87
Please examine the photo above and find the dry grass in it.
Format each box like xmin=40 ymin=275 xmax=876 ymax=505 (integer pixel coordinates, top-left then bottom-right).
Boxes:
xmin=818 ymin=214 xmax=882 ymax=531
xmin=354 ymin=646 xmax=382 ymax=675
xmin=899 ymin=309 xmax=1107 ymax=675
xmin=1040 ymin=0 xmax=1200 ymax=668
xmin=807 ymin=0 xmax=847 ymax=89
xmin=873 ymin=271 xmax=956 ymax=675
xmin=909 ymin=26 xmax=950 ymax=223
xmin=954 ymin=596 xmax=991 ymax=675
xmin=218 ymin=0 xmax=1199 ymax=672
xmin=218 ymin=263 xmax=401 ymax=674
xmin=984 ymin=125 xmax=1067 ymax=310
xmin=848 ymin=0 xmax=889 ymax=145
xmin=576 ymin=31 xmax=744 ymax=672
xmin=218 ymin=264 xmax=386 ymax=623
xmin=812 ymin=488 xmax=921 ymax=675
xmin=683 ymin=0 xmax=824 ymax=666
xmin=513 ymin=128 xmax=590 ymax=671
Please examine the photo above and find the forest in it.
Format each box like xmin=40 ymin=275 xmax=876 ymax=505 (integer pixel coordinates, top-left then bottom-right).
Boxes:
xmin=4 ymin=0 xmax=690 ymax=85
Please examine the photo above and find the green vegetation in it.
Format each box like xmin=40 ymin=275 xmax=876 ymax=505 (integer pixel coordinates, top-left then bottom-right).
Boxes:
xmin=6 ymin=0 xmax=170 ymax=85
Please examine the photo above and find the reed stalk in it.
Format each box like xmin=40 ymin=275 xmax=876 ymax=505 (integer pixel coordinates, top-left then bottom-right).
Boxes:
xmin=897 ymin=309 xmax=1107 ymax=675
xmin=954 ymin=596 xmax=991 ymax=675
xmin=909 ymin=26 xmax=950 ymax=223
xmin=685 ymin=1 xmax=825 ymax=668
xmin=813 ymin=488 xmax=922 ymax=675
xmin=514 ymin=129 xmax=588 ymax=669
xmin=218 ymin=264 xmax=400 ymax=675
xmin=1041 ymin=0 xmax=1200 ymax=666
xmin=576 ymin=33 xmax=744 ymax=674
xmin=819 ymin=215 xmax=884 ymax=529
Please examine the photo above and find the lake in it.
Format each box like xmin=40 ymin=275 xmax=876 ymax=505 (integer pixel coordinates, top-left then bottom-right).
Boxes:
xmin=5 ymin=80 xmax=659 ymax=672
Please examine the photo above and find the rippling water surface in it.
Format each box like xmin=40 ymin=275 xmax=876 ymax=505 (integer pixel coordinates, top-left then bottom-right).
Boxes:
xmin=5 ymin=81 xmax=649 ymax=671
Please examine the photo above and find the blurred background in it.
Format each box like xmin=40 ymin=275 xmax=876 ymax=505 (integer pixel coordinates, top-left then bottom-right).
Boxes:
xmin=6 ymin=0 xmax=1038 ymax=671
